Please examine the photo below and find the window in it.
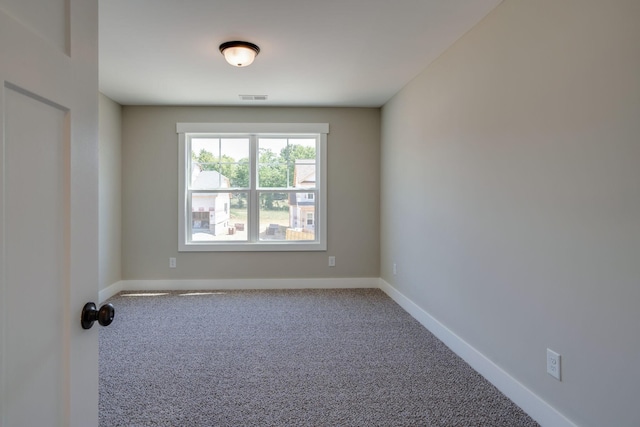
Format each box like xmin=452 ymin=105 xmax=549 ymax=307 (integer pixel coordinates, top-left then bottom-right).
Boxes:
xmin=177 ymin=123 xmax=328 ymax=251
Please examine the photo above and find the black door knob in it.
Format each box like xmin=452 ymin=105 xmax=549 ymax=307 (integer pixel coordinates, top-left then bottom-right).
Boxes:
xmin=81 ymin=302 xmax=115 ymax=329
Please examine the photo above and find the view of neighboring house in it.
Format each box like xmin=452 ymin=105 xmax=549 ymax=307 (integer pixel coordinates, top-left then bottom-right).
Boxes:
xmin=191 ymin=163 xmax=231 ymax=235
xmin=289 ymin=159 xmax=316 ymax=234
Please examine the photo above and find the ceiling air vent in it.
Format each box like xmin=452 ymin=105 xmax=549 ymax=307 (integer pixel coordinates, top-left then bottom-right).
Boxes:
xmin=240 ymin=95 xmax=268 ymax=101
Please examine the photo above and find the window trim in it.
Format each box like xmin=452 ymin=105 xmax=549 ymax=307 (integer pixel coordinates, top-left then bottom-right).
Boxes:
xmin=177 ymin=123 xmax=328 ymax=252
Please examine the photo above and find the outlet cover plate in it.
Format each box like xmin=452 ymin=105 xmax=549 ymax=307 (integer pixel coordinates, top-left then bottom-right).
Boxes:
xmin=547 ymin=348 xmax=561 ymax=381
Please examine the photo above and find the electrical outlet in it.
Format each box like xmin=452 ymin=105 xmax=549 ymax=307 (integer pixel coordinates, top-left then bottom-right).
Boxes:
xmin=169 ymin=257 xmax=176 ymax=269
xmin=547 ymin=348 xmax=561 ymax=381
xmin=393 ymin=263 xmax=397 ymax=275
xmin=328 ymin=256 xmax=336 ymax=267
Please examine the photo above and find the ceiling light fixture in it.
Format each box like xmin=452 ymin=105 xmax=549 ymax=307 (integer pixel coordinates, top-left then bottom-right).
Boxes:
xmin=219 ymin=41 xmax=260 ymax=67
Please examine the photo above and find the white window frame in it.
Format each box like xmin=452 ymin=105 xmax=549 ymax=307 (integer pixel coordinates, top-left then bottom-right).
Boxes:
xmin=177 ymin=123 xmax=328 ymax=252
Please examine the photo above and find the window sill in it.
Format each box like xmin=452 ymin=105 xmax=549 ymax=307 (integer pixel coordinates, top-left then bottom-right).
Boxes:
xmin=178 ymin=241 xmax=327 ymax=252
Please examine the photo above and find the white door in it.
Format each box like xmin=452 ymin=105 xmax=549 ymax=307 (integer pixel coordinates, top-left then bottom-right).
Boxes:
xmin=0 ymin=0 xmax=99 ymax=426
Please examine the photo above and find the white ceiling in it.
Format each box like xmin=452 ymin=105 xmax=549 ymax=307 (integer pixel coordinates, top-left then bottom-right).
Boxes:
xmin=99 ymin=0 xmax=502 ymax=107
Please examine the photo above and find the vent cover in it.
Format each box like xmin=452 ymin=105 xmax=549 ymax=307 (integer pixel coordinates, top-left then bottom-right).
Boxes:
xmin=239 ymin=95 xmax=268 ymax=101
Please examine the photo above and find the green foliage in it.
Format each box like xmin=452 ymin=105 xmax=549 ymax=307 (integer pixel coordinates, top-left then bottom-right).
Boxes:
xmin=193 ymin=143 xmax=315 ymax=209
xmin=258 ymin=148 xmax=287 ymax=188
xmin=195 ymin=149 xmax=216 ymax=170
xmin=233 ymin=159 xmax=250 ymax=188
xmin=193 ymin=149 xmax=248 ymax=187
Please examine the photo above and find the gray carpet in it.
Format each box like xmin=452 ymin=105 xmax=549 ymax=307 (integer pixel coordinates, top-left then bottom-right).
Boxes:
xmin=99 ymin=289 xmax=539 ymax=426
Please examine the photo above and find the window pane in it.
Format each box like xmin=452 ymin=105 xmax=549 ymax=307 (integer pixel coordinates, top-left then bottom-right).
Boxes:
xmin=221 ymin=138 xmax=250 ymax=188
xmin=220 ymin=138 xmax=249 ymax=161
xmin=192 ymin=138 xmax=220 ymax=159
xmin=258 ymin=163 xmax=288 ymax=188
xmin=292 ymin=159 xmax=316 ymax=190
xmin=190 ymin=192 xmax=248 ymax=241
xmin=258 ymin=138 xmax=287 ymax=188
xmin=190 ymin=137 xmax=249 ymax=189
xmin=229 ymin=159 xmax=249 ymax=188
xmin=258 ymin=137 xmax=317 ymax=188
xmin=286 ymin=139 xmax=316 ymax=188
xmin=259 ymin=192 xmax=315 ymax=241
xmin=259 ymin=138 xmax=288 ymax=154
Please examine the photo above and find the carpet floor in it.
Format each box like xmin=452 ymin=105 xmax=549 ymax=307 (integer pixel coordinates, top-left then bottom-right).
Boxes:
xmin=99 ymin=288 xmax=539 ymax=426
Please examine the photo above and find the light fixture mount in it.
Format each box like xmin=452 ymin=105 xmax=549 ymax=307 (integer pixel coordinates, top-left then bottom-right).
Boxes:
xmin=219 ymin=41 xmax=260 ymax=67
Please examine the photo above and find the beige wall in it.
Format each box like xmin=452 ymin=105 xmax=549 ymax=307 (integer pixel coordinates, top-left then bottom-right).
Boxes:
xmin=121 ymin=106 xmax=380 ymax=280
xmin=98 ymin=93 xmax=122 ymax=291
xmin=381 ymin=1 xmax=640 ymax=426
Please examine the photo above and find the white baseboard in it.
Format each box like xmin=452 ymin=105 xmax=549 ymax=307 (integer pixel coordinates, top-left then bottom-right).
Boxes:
xmin=99 ymin=280 xmax=124 ymax=303
xmin=121 ymin=277 xmax=379 ymax=292
xmin=379 ymin=279 xmax=576 ymax=427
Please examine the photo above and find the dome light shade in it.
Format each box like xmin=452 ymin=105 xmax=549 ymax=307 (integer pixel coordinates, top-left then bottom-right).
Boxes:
xmin=219 ymin=41 xmax=260 ymax=67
